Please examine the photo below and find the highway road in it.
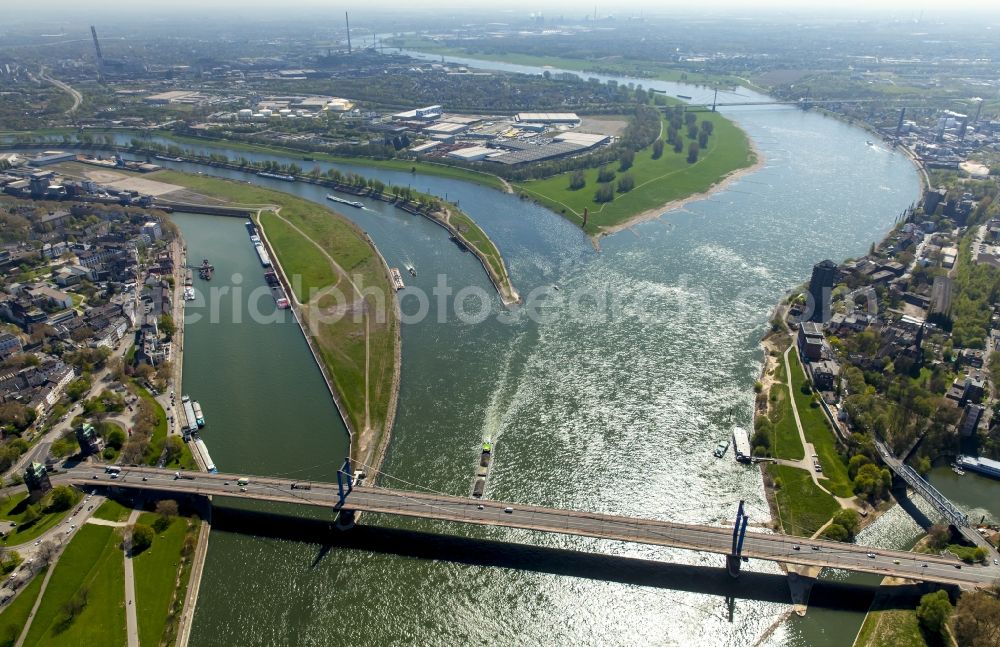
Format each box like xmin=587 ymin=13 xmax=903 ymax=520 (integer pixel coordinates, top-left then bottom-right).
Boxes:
xmin=37 ymin=68 xmax=82 ymax=115
xmin=58 ymin=464 xmax=1000 ymax=589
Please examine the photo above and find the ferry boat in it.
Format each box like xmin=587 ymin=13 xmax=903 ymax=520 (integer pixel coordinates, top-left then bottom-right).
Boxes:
xmin=406 ymin=264 xmax=417 ymax=277
xmin=183 ymin=287 xmax=196 ymax=301
xmin=181 ymin=396 xmax=198 ymax=435
xmin=192 ymin=401 xmax=205 ymax=427
xmin=732 ymin=427 xmax=752 ymax=463
xmin=326 ymin=194 xmax=364 ymax=209
xmin=714 ymin=439 xmax=730 ymax=458
xmin=257 ymin=171 xmax=296 ymax=182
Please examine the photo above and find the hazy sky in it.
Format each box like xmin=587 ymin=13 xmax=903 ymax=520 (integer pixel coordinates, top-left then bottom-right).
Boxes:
xmin=19 ymin=0 xmax=997 ymax=12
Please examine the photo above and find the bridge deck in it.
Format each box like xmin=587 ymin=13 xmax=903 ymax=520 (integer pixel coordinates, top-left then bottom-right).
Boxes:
xmin=60 ymin=464 xmax=999 ymax=588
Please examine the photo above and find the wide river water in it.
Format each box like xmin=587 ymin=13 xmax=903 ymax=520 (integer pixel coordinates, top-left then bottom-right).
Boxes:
xmin=88 ymin=58 xmax=999 ymax=646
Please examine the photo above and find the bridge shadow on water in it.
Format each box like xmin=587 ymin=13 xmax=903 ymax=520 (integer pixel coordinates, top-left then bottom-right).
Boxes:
xmin=892 ymin=480 xmax=935 ymax=530
xmin=210 ymin=506 xmax=927 ymax=612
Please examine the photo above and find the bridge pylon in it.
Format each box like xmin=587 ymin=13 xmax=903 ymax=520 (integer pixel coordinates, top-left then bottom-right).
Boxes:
xmin=334 ymin=457 xmax=356 ymax=530
xmin=726 ymin=500 xmax=749 ymax=578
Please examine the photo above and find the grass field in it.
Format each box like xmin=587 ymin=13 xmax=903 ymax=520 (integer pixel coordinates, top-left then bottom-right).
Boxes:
xmin=153 ymin=170 xmax=399 ymax=451
xmin=854 ymin=607 xmax=929 ymax=647
xmin=767 ymin=464 xmax=841 ymax=537
xmin=515 ymin=112 xmax=755 ymax=234
xmin=438 ymin=205 xmax=516 ymax=303
xmin=133 ymin=512 xmax=198 ymax=647
xmin=787 ymin=349 xmax=855 ymax=498
xmin=92 ymin=498 xmax=132 ymax=523
xmin=21 ymin=524 xmax=125 ymax=647
xmin=0 ymin=565 xmax=47 ymax=647
xmin=761 ymin=351 xmax=806 ymax=461
xmin=0 ymin=493 xmax=74 ymax=548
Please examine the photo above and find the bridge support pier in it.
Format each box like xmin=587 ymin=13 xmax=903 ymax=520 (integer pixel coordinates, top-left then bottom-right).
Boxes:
xmin=725 ymin=554 xmax=743 ymax=578
xmin=726 ymin=500 xmax=750 ymax=578
xmin=334 ymin=457 xmax=355 ymax=530
xmin=727 ymin=500 xmax=750 ymax=579
xmin=335 ymin=509 xmax=356 ymax=531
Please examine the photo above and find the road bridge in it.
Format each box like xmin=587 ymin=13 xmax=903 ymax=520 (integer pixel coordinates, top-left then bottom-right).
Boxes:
xmin=54 ymin=463 xmax=999 ymax=589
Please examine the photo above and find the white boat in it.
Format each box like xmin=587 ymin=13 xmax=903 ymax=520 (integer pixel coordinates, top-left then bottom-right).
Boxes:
xmin=732 ymin=427 xmax=752 ymax=463
xmin=406 ymin=264 xmax=417 ymax=277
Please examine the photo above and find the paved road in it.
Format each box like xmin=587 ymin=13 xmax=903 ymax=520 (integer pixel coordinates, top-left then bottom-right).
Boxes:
xmin=58 ymin=464 xmax=1000 ymax=589
xmin=37 ymin=68 xmax=82 ymax=115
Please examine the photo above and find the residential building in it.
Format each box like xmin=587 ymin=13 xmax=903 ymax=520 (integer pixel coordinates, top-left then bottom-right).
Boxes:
xmin=0 ymin=333 xmax=22 ymax=358
xmin=959 ymin=404 xmax=985 ymax=437
xmin=798 ymin=321 xmax=825 ymax=361
xmin=807 ymin=259 xmax=837 ymax=323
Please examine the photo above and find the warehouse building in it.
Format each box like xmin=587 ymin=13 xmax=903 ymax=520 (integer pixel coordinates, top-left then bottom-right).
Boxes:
xmin=515 ymin=112 xmax=581 ymax=125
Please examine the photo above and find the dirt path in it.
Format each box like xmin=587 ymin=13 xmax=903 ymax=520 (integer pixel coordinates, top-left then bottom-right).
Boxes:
xmin=13 ymin=564 xmax=56 ymax=647
xmin=781 ymin=345 xmax=859 ymax=514
xmin=123 ymin=507 xmax=142 ymax=647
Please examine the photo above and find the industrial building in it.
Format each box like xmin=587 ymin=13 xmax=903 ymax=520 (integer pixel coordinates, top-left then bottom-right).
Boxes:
xmin=447 ymin=146 xmax=497 ymax=162
xmin=515 ymin=112 xmax=581 ymax=125
xmin=144 ymin=90 xmax=206 ymax=105
xmin=28 ymin=151 xmax=77 ymax=167
xmin=393 ymin=105 xmax=443 ymax=121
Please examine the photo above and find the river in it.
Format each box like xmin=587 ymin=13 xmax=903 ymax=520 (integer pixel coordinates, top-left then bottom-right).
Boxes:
xmin=78 ymin=56 xmax=997 ymax=646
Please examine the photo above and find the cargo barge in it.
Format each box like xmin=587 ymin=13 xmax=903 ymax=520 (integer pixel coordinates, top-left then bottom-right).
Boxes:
xmin=257 ymin=171 xmax=296 ymax=182
xmin=472 ymin=442 xmax=493 ymax=498
xmin=389 ymin=268 xmax=405 ymax=291
xmin=192 ymin=437 xmax=217 ymax=473
xmin=326 ymin=194 xmax=364 ymax=209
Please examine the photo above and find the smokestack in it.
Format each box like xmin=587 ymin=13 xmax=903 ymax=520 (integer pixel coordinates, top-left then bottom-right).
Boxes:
xmin=90 ymin=25 xmax=105 ymax=83
xmin=345 ymin=12 xmax=351 ymax=54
